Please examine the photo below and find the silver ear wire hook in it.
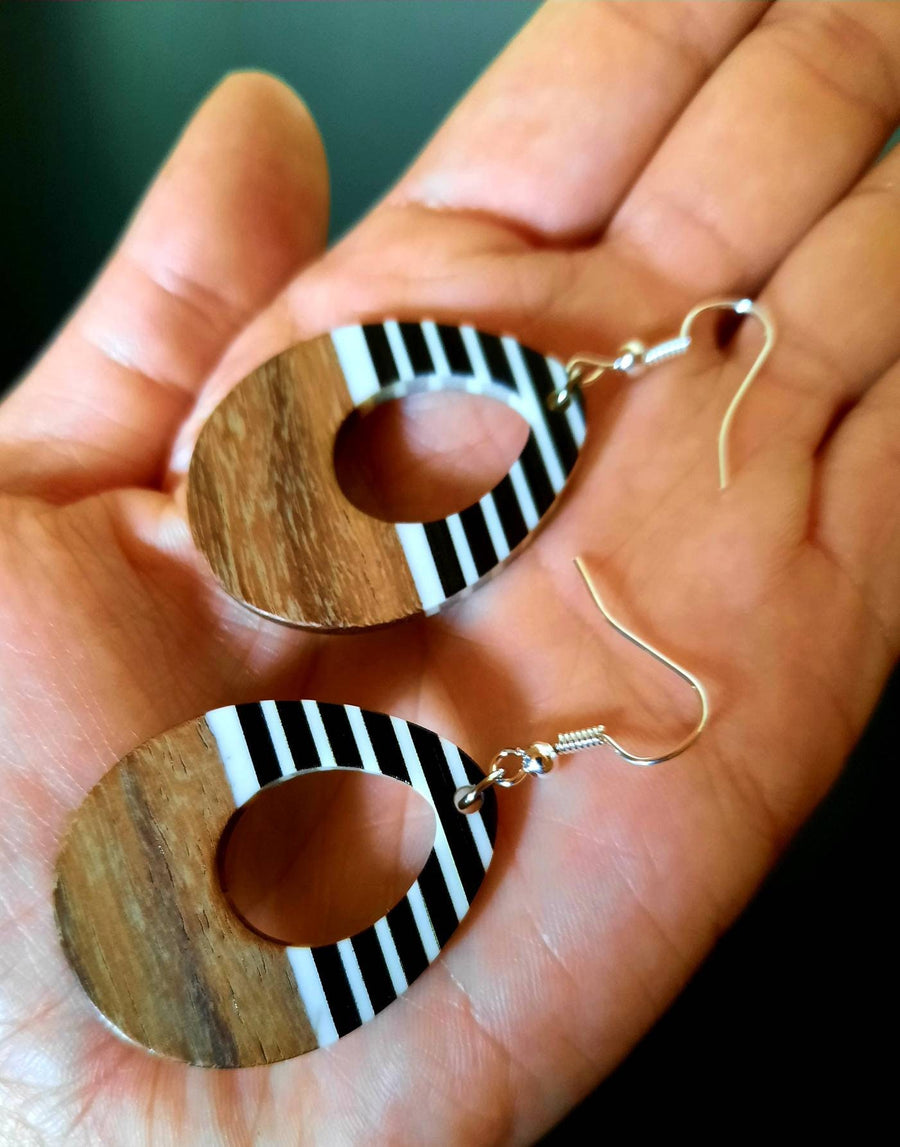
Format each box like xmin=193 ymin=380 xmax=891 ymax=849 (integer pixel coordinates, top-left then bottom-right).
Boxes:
xmin=455 ymin=558 xmax=710 ymax=813
xmin=457 ymin=298 xmax=778 ymax=812
xmin=556 ymin=557 xmax=709 ymax=765
xmin=555 ymin=297 xmax=776 ymax=490
xmin=680 ymin=298 xmax=775 ymax=490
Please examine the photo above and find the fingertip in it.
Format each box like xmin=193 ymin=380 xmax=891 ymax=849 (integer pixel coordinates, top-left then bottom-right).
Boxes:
xmin=123 ymin=65 xmax=331 ymax=320
xmin=0 ymin=68 xmax=332 ymax=499
xmin=206 ymin=69 xmax=324 ymax=156
xmin=193 ymin=69 xmax=330 ymax=250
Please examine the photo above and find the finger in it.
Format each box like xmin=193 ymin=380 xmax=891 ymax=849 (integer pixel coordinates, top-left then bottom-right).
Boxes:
xmin=387 ymin=0 xmax=768 ymax=243
xmin=723 ymin=144 xmax=900 ymax=482
xmin=0 ymin=72 xmax=328 ymax=500
xmin=608 ymin=1 xmax=900 ymax=295
xmin=814 ymin=358 xmax=900 ymax=648
xmin=164 ymin=1 xmax=770 ymax=476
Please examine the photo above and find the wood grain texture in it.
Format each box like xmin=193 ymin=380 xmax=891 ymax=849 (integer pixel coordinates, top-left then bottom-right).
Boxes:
xmin=187 ymin=336 xmax=421 ymax=630
xmin=54 ymin=717 xmax=317 ymax=1068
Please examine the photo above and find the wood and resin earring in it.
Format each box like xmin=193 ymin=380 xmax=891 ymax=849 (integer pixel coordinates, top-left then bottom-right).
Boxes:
xmin=187 ymin=321 xmax=588 ymax=629
xmin=51 ymin=560 xmax=706 ymax=1068
xmin=54 ymin=702 xmax=497 ymax=1067
xmin=54 ymin=299 xmax=774 ymax=1068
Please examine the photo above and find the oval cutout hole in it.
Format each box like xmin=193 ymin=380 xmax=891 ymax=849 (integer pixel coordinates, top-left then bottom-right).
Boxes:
xmin=218 ymin=769 xmax=436 ymax=948
xmin=334 ymin=390 xmax=529 ymax=522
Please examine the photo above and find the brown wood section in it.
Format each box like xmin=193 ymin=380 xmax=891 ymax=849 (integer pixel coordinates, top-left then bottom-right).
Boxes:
xmin=54 ymin=717 xmax=317 ymax=1067
xmin=187 ymin=336 xmax=421 ymax=630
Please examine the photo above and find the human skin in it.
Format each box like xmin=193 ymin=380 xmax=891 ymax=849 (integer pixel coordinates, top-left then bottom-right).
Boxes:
xmin=2 ymin=2 xmax=900 ymax=1142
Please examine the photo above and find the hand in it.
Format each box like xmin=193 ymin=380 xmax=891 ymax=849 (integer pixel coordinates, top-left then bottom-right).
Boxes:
xmin=2 ymin=2 xmax=899 ymax=1142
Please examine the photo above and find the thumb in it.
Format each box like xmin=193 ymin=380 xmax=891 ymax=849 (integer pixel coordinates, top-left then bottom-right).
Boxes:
xmin=0 ymin=72 xmax=328 ymax=500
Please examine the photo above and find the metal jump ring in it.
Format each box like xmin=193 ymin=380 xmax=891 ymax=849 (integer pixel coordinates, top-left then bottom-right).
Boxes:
xmin=489 ymin=748 xmax=530 ymax=788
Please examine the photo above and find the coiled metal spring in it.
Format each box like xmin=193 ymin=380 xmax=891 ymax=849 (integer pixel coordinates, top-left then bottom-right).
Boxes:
xmin=555 ymin=725 xmax=607 ymax=754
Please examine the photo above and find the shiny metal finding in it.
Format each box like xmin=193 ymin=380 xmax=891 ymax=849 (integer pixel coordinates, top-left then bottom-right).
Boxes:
xmin=455 ymin=559 xmax=710 ymax=813
xmin=560 ymin=557 xmax=709 ymax=765
xmin=457 ymin=298 xmax=774 ymax=814
xmin=555 ymin=296 xmax=776 ymax=490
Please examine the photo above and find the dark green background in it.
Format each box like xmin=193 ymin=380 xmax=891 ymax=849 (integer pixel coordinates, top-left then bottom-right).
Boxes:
xmin=0 ymin=2 xmax=892 ymax=1139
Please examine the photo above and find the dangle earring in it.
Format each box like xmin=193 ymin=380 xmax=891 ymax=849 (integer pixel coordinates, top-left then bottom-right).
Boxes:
xmin=53 ymin=299 xmax=774 ymax=1068
xmin=187 ymin=322 xmax=589 ymax=629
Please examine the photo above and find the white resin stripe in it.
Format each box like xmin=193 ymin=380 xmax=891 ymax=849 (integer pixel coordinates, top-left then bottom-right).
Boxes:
xmin=385 ymin=379 xmax=412 ymax=401
xmin=479 ymin=493 xmax=511 ymax=560
xmin=441 ymin=742 xmax=493 ymax=871
xmin=565 ymin=398 xmax=587 ymax=448
xmin=336 ymin=938 xmax=375 ymax=1023
xmin=345 ymin=703 xmax=437 ymax=989
xmin=259 ymin=701 xmax=296 ymax=777
xmin=508 ymin=459 xmax=540 ymax=530
xmin=204 ymin=706 xmax=260 ymax=807
xmin=302 ymin=700 xmax=337 ymax=768
xmin=405 ymin=879 xmax=441 ymax=962
xmin=285 ymin=947 xmax=339 ymax=1048
xmin=395 ymin=522 xmax=444 ymax=611
xmin=344 ymin=705 xmax=381 ymax=773
xmin=331 ymin=326 xmax=381 ymax=406
xmin=420 ymin=320 xmax=450 ymax=387
xmin=445 ymin=513 xmax=479 ymax=586
xmin=548 ymin=357 xmax=588 ymax=447
xmin=383 ymin=320 xmax=414 ymax=380
xmin=373 ymin=917 xmax=409 ymax=995
xmin=501 ymin=336 xmax=566 ymax=493
xmin=209 ymin=705 xmax=346 ymax=1048
xmin=459 ymin=325 xmax=491 ymax=386
xmin=390 ymin=718 xmax=469 ymax=922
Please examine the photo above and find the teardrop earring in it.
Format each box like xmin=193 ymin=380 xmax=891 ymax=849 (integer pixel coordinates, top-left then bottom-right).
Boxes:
xmin=51 ymin=549 xmax=709 ymax=1068
xmin=54 ymin=298 xmax=775 ymax=1066
xmin=187 ymin=300 xmax=773 ymax=632
xmin=187 ymin=322 xmax=588 ymax=630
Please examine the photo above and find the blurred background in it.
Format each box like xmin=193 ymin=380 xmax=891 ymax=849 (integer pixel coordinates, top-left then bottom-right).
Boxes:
xmin=0 ymin=2 xmax=892 ymax=1139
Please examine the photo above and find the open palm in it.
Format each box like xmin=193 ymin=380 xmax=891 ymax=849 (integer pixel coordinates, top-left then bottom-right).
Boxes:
xmin=2 ymin=3 xmax=900 ymax=1142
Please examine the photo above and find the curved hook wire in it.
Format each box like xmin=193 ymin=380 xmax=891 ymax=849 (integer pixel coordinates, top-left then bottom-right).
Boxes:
xmin=678 ymin=297 xmax=775 ymax=490
xmin=454 ymin=556 xmax=712 ymax=811
xmin=559 ymin=557 xmax=709 ymax=766
xmin=459 ymin=300 xmax=772 ymax=809
xmin=557 ymin=296 xmax=776 ymax=490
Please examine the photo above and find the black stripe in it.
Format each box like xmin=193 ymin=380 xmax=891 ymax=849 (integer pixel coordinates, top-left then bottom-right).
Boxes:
xmin=316 ymin=705 xmax=435 ymax=997
xmin=360 ymin=710 xmax=458 ymax=947
xmin=406 ymin=723 xmax=486 ymax=902
xmin=385 ymin=896 xmax=430 ymax=983
xmin=436 ymin=323 xmax=471 ymax=376
xmin=490 ymin=474 xmax=528 ymax=551
xmin=362 ymin=323 xmax=399 ymax=387
xmin=350 ymin=927 xmax=396 ymax=1015
xmin=234 ymin=704 xmax=281 ymax=787
xmin=438 ymin=740 xmax=498 ymax=848
xmin=416 ymin=853 xmax=458 ymax=947
xmin=519 ymin=433 xmax=556 ymax=516
xmin=422 ymin=520 xmax=466 ymax=598
xmin=458 ymin=502 xmax=498 ymax=577
xmin=521 ymin=346 xmax=579 ymax=474
xmin=310 ymin=945 xmax=362 ymax=1038
xmin=360 ymin=710 xmax=408 ymax=784
xmin=398 ymin=322 xmax=434 ymax=374
xmin=476 ymin=331 xmax=516 ymax=390
xmin=317 ymin=703 xmax=363 ymax=769
xmin=275 ymin=701 xmax=319 ymax=772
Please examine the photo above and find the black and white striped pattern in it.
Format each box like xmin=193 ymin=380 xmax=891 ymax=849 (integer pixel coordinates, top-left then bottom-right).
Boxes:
xmin=331 ymin=321 xmax=587 ymax=612
xmin=205 ymin=700 xmax=497 ymax=1049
